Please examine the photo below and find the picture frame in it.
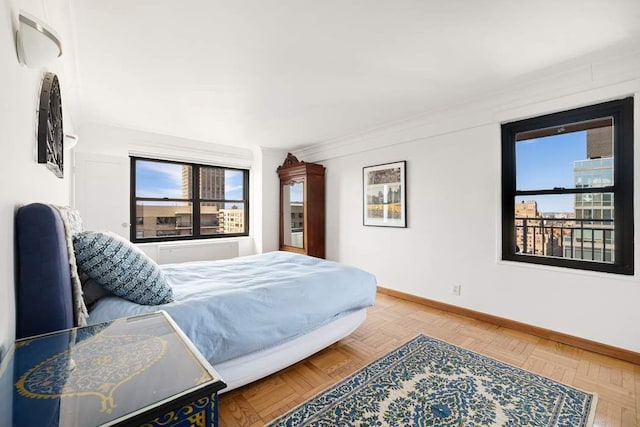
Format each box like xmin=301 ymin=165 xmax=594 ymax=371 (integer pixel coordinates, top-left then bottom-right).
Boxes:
xmin=363 ymin=160 xmax=406 ymax=227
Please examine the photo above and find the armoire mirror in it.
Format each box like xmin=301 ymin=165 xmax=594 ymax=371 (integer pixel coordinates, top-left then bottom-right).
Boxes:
xmin=282 ymin=181 xmax=304 ymax=248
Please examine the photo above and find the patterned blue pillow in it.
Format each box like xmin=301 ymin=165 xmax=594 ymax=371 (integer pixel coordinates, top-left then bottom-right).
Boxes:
xmin=73 ymin=231 xmax=173 ymax=305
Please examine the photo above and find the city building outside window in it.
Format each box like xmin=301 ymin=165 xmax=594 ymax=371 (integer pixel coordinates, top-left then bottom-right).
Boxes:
xmin=156 ymin=217 xmax=177 ymax=226
xmin=130 ymin=157 xmax=249 ymax=242
xmin=501 ymin=98 xmax=633 ymax=275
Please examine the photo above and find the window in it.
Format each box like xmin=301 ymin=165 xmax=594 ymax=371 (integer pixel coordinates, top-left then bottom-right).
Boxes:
xmin=131 ymin=157 xmax=249 ymax=242
xmin=501 ymin=98 xmax=633 ymax=274
xmin=156 ymin=230 xmax=181 ymax=237
xmin=156 ymin=217 xmax=177 ymax=226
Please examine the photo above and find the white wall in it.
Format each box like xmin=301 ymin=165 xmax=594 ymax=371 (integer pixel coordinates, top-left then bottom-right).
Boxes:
xmin=305 ymin=51 xmax=640 ymax=353
xmin=73 ymin=123 xmax=258 ymax=258
xmin=255 ymin=147 xmax=286 ymax=253
xmin=0 ymin=0 xmax=76 ymax=357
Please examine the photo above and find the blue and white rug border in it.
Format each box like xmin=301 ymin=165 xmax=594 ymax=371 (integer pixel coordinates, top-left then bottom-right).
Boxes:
xmin=268 ymin=333 xmax=599 ymax=426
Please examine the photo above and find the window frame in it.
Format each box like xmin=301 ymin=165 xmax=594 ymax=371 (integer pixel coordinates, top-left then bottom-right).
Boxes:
xmin=130 ymin=156 xmax=250 ymax=243
xmin=501 ymin=97 xmax=634 ymax=275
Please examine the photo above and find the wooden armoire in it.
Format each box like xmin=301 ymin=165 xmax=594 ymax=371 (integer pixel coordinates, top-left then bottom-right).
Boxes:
xmin=277 ymin=153 xmax=325 ymax=258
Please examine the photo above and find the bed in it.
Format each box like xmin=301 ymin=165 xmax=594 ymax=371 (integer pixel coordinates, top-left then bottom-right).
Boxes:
xmin=14 ymin=203 xmax=377 ymax=392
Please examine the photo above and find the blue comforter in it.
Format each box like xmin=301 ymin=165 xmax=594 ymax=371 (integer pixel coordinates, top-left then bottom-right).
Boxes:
xmin=88 ymin=251 xmax=377 ymax=364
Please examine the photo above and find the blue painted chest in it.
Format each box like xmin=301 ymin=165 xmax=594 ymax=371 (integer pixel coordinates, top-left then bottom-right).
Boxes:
xmin=0 ymin=311 xmax=226 ymax=426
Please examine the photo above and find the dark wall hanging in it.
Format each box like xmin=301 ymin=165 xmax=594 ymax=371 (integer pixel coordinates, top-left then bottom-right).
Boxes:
xmin=37 ymin=72 xmax=64 ymax=178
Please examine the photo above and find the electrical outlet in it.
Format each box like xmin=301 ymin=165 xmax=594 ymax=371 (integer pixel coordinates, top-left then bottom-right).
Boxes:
xmin=452 ymin=284 xmax=461 ymax=296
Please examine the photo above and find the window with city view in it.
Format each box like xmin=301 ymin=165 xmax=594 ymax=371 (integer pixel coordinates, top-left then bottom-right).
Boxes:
xmin=130 ymin=157 xmax=249 ymax=242
xmin=501 ymin=98 xmax=634 ymax=275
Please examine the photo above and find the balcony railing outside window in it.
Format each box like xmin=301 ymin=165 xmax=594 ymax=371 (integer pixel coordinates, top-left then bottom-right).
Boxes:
xmin=515 ymin=216 xmax=614 ymax=263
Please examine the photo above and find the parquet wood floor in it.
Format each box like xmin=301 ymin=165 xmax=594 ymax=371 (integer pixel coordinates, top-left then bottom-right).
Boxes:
xmin=218 ymin=292 xmax=639 ymax=426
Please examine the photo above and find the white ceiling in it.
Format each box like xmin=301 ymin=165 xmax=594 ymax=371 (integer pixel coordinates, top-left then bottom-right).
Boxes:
xmin=72 ymin=0 xmax=640 ymax=151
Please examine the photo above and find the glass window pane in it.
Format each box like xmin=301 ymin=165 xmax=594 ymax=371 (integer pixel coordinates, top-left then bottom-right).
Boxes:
xmin=200 ymin=202 xmax=246 ymax=235
xmin=594 ymin=249 xmax=602 ymax=261
xmin=583 ymin=249 xmax=593 ymax=260
xmin=604 ymin=230 xmax=613 ymax=244
xmin=515 ymin=195 xmax=574 ymax=217
xmin=516 ymin=118 xmax=613 ymax=191
xmin=604 ymin=249 xmax=613 ymax=262
xmin=514 ymin=195 xmax=572 ymax=257
xmin=200 ymin=202 xmax=222 ymax=234
xmin=224 ymin=169 xmax=245 ymax=200
xmin=199 ymin=167 xmax=225 ymax=200
xmin=135 ymin=201 xmax=192 ymax=238
xmin=136 ymin=160 xmax=191 ymax=199
xmin=199 ymin=168 xmax=246 ymax=201
xmin=513 ymin=194 xmax=614 ymax=264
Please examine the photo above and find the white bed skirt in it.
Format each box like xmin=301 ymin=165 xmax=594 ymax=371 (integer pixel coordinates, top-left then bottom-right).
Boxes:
xmin=214 ymin=308 xmax=367 ymax=392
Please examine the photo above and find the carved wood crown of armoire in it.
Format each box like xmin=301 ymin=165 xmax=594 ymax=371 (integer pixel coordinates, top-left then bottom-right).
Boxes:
xmin=277 ymin=153 xmax=325 ymax=258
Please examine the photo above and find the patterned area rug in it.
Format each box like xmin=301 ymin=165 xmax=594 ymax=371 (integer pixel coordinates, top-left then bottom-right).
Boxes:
xmin=268 ymin=334 xmax=597 ymax=426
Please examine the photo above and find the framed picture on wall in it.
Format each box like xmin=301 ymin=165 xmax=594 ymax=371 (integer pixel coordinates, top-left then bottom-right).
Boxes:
xmin=363 ymin=160 xmax=406 ymax=227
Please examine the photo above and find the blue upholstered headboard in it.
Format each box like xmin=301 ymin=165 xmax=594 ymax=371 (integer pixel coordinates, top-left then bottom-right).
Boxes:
xmin=15 ymin=203 xmax=74 ymax=339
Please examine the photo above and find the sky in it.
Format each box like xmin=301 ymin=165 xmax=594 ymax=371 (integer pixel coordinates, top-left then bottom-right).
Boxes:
xmin=515 ymin=130 xmax=586 ymax=213
xmin=290 ymin=182 xmax=303 ymax=202
xmin=136 ymin=160 xmax=245 ymax=203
